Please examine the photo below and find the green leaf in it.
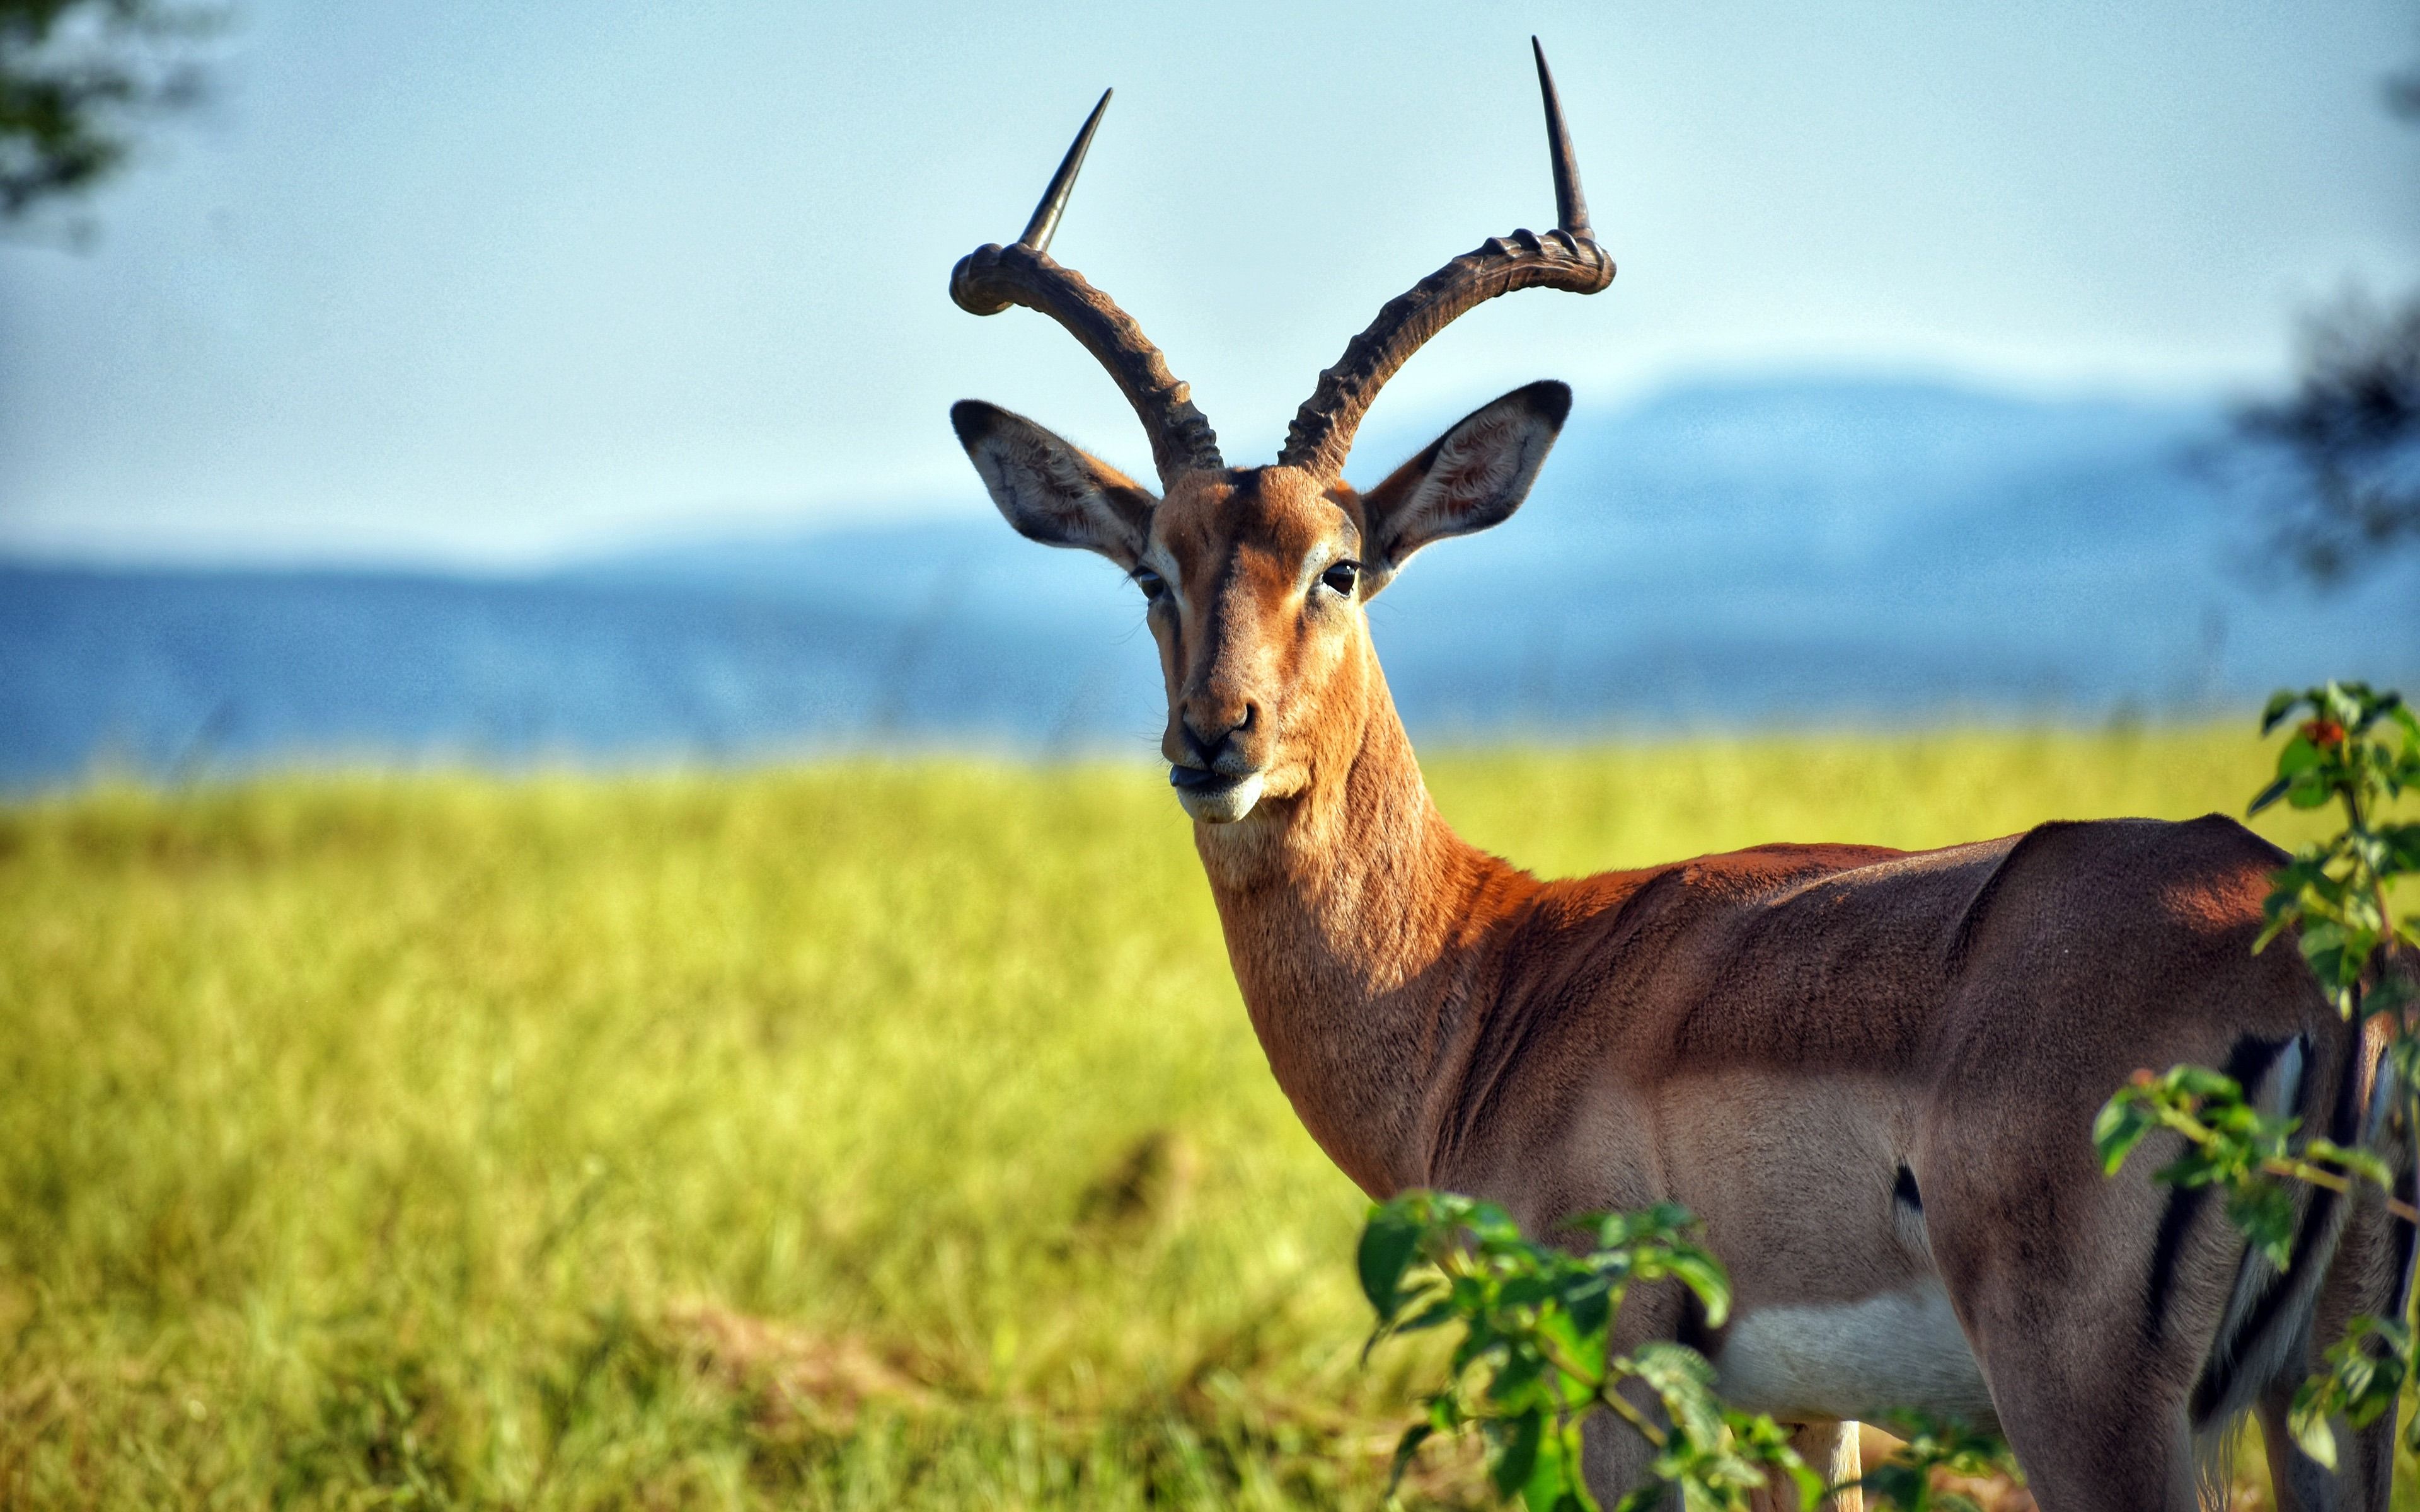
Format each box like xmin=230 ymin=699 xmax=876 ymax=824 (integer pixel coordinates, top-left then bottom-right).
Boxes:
xmin=1564 ymin=1276 xmax=1611 ymax=1340
xmin=1489 ymin=1345 xmax=1547 ymax=1406
xmin=1662 ymin=1249 xmax=1732 ymax=1327
xmin=1518 ymin=1425 xmax=1584 ymax=1512
xmin=2093 ymin=1093 xmax=2155 ymax=1174
xmin=1450 ymin=1322 xmax=1502 ymax=1376
xmin=2288 ymin=1399 xmax=2340 ymax=1470
xmin=2225 ymin=1179 xmax=2298 ymax=1270
xmin=2299 ymin=920 xmax=2348 ymax=963
xmin=1492 ymin=1407 xmax=1544 ymax=1499
xmin=1461 ymin=1199 xmax=1524 ymax=1245
xmin=1395 ymin=1297 xmax=1459 ymax=1335
xmin=2170 ymin=1064 xmax=2245 ymax=1097
xmin=1358 ymin=1205 xmax=1423 ymax=1317
xmin=1387 ymin=1421 xmax=1432 ymax=1494
xmin=1628 ymin=1341 xmax=1724 ymax=1448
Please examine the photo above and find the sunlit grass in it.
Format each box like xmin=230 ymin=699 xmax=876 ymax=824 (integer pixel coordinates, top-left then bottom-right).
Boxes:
xmin=0 ymin=727 xmax=2373 ymax=1507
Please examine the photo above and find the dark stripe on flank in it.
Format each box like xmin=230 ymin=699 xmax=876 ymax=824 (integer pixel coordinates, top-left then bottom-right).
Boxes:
xmin=1893 ymin=1165 xmax=1922 ymax=1213
xmin=1675 ymin=1288 xmax=1717 ymax=1359
xmin=2145 ymin=1035 xmax=2290 ymax=1349
xmin=2191 ymin=1180 xmax=2341 ymax=1423
xmin=2192 ymin=1031 xmax=2355 ymax=1424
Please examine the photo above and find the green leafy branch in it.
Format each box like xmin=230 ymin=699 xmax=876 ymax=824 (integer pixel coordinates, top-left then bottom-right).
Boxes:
xmin=2094 ymin=1064 xmax=2414 ymax=1266
xmin=1359 ymin=1191 xmax=1820 ymax=1511
xmin=2094 ymin=680 xmax=2420 ymax=1472
xmin=2285 ymin=1314 xmax=2411 ymax=1469
xmin=2249 ymin=683 xmax=2420 ymax=1020
xmin=1358 ymin=1194 xmax=2022 ymax=1510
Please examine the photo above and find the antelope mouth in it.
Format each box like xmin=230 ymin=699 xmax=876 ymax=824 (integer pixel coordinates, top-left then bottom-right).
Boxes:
xmin=1168 ymin=764 xmax=1266 ymax=824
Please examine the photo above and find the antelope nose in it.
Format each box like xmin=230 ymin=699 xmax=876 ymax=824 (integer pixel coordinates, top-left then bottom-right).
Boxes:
xmin=1181 ymin=705 xmax=1255 ymax=767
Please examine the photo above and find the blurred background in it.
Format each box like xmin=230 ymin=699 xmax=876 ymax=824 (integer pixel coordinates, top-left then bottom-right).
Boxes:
xmin=4 ymin=0 xmax=2416 ymax=785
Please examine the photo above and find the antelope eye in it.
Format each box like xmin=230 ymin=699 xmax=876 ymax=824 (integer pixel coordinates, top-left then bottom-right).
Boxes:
xmin=1320 ymin=559 xmax=1361 ymax=597
xmin=1131 ymin=566 xmax=1168 ymax=602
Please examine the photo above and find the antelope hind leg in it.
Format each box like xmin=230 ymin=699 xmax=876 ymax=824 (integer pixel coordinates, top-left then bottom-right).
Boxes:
xmin=2257 ymin=1130 xmax=2414 ymax=1512
xmin=1744 ymin=1421 xmax=1862 ymax=1512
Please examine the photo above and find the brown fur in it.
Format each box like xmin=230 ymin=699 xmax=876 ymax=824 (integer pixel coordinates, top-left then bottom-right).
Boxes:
xmin=953 ymin=396 xmax=2406 ymax=1509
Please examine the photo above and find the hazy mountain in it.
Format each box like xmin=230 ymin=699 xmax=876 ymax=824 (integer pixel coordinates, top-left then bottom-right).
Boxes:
xmin=6 ymin=375 xmax=2414 ymax=788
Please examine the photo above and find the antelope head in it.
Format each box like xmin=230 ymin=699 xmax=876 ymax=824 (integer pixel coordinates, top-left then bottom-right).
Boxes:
xmin=949 ymin=42 xmax=1613 ymax=826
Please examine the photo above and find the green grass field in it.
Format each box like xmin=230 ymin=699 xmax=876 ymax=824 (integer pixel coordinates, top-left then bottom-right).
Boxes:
xmin=0 ymin=728 xmax=2366 ymax=1508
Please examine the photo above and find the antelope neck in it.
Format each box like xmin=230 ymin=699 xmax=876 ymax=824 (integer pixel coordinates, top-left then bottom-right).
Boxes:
xmin=1190 ymin=651 xmax=1538 ymax=1197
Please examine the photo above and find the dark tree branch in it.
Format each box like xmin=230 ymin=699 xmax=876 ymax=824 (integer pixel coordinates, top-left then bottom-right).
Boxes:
xmin=0 ymin=0 xmax=218 ymax=224
xmin=2223 ymin=50 xmax=2420 ymax=587
xmin=2230 ymin=294 xmax=2420 ymax=583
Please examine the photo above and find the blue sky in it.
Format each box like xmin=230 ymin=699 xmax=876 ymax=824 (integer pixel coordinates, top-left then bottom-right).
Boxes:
xmin=1 ymin=1 xmax=2415 ymax=566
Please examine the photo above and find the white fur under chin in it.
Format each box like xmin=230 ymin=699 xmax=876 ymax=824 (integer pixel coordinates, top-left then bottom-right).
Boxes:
xmin=1177 ymin=773 xmax=1265 ymax=824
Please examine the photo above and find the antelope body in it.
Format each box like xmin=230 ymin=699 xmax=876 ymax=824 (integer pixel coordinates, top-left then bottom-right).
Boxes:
xmin=945 ymin=45 xmax=2412 ymax=1510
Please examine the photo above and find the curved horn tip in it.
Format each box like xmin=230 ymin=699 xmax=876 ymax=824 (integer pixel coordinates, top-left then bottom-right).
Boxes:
xmin=1017 ymin=87 xmax=1114 ymax=254
xmin=1530 ymin=38 xmax=1592 ymax=238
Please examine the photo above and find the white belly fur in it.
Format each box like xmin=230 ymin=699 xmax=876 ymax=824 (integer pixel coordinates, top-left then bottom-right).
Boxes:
xmin=1709 ymin=1279 xmax=2000 ymax=1432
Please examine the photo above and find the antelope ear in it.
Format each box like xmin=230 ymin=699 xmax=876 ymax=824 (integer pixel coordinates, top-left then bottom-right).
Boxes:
xmin=1357 ymin=381 xmax=1570 ymax=591
xmin=951 ymin=400 xmax=1156 ymax=568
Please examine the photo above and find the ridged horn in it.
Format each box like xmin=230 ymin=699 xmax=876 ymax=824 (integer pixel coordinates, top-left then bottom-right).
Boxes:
xmin=1275 ymin=38 xmax=1613 ymax=481
xmin=949 ymin=91 xmax=1223 ymax=485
